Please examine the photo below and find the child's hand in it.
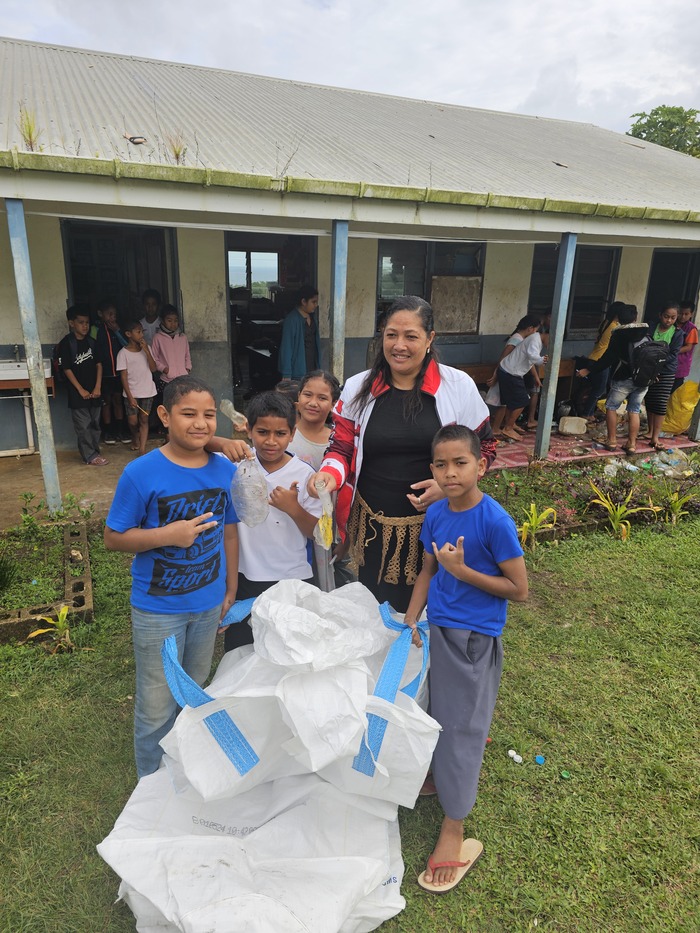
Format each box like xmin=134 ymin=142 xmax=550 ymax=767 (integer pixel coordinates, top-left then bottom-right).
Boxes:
xmin=432 ymin=537 xmax=466 ymax=577
xmin=404 ymin=616 xmax=423 ymax=647
xmin=165 ymin=512 xmax=217 ymax=548
xmin=78 ymin=387 xmax=91 ymax=400
xmin=269 ymin=483 xmax=300 ymax=514
xmin=218 ymin=587 xmax=238 ymax=628
xmin=218 ymin=439 xmax=255 ymax=463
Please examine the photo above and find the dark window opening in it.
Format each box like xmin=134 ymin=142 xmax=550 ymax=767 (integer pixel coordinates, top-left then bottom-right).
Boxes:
xmin=529 ymin=244 xmax=620 ymax=336
xmin=377 ymin=240 xmax=485 ymax=334
xmin=62 ymin=221 xmax=175 ymax=320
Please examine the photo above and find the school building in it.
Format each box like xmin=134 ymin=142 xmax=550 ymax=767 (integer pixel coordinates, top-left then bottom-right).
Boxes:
xmin=2 ymin=37 xmax=700 ymax=505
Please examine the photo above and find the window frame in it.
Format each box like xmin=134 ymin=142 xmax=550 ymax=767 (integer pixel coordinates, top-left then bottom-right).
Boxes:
xmin=376 ymin=239 xmax=486 ymax=337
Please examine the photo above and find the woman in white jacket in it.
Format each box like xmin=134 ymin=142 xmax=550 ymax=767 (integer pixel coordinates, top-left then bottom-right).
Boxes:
xmin=308 ymin=296 xmax=495 ymax=612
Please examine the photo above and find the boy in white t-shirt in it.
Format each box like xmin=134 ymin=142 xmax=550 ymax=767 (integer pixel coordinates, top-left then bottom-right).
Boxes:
xmin=224 ymin=391 xmax=323 ymax=652
xmin=116 ymin=320 xmax=157 ymax=456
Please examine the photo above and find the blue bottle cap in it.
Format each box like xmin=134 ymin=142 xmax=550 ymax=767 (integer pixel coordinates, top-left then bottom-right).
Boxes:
xmin=535 ymin=755 xmax=545 ymax=765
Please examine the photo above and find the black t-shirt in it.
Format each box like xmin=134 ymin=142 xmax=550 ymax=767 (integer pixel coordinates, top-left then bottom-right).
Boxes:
xmin=58 ymin=334 xmax=100 ymax=409
xmin=357 ymin=388 xmax=440 ymax=516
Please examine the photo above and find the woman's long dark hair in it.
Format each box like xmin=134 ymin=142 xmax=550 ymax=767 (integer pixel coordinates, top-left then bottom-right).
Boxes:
xmin=355 ymin=296 xmax=439 ymax=421
xmin=596 ymin=300 xmax=626 ymax=342
xmin=509 ymin=313 xmax=541 ymax=337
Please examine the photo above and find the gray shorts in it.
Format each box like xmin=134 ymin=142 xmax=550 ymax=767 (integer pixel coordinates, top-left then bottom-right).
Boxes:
xmin=124 ymin=397 xmax=154 ymax=417
xmin=428 ymin=624 xmax=503 ymax=820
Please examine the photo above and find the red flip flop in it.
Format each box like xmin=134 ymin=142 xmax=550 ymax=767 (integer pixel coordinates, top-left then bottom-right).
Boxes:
xmin=417 ymin=839 xmax=484 ymax=893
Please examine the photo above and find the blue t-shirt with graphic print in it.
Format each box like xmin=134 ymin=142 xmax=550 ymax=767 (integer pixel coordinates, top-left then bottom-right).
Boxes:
xmin=106 ymin=450 xmax=238 ymax=613
xmin=420 ymin=494 xmax=523 ymax=637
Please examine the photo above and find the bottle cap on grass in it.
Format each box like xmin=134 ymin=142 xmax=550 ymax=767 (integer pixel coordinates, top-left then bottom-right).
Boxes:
xmin=508 ymin=749 xmax=517 ymax=758
xmin=513 ymin=754 xmax=523 ymax=764
xmin=486 ymin=737 xmax=493 ymax=745
xmin=560 ymin=770 xmax=571 ymax=780
xmin=535 ymin=755 xmax=545 ymax=765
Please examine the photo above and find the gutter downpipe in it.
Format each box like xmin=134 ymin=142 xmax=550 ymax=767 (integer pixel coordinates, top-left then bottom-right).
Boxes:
xmin=5 ymin=197 xmax=62 ymax=511
xmin=534 ymin=232 xmax=577 ymax=459
xmin=329 ymin=220 xmax=349 ymax=381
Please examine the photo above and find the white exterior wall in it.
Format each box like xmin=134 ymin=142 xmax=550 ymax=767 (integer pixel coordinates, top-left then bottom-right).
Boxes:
xmin=318 ymin=236 xmax=378 ymax=339
xmin=480 ymin=243 xmax=535 ymax=334
xmin=176 ymin=228 xmax=227 ymax=341
xmin=0 ymin=213 xmax=67 ymax=343
xmin=615 ymin=247 xmax=654 ymax=310
xmin=347 ymin=239 xmax=378 ymax=338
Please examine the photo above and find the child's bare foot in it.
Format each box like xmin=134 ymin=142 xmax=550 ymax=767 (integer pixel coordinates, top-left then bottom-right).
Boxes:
xmin=526 ymin=421 xmax=538 ymax=429
xmin=422 ymin=818 xmax=464 ymax=886
xmin=501 ymin=427 xmax=521 ymax=441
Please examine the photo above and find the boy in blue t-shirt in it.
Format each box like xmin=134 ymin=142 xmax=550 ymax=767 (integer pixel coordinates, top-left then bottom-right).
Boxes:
xmin=105 ymin=376 xmax=239 ymax=778
xmin=404 ymin=424 xmax=528 ymax=894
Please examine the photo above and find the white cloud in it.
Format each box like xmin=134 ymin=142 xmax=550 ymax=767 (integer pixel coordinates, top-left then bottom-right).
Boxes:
xmin=4 ymin=0 xmax=700 ymax=132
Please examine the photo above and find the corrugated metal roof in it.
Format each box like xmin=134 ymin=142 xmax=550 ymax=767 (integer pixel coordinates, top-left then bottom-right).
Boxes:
xmin=3 ymin=35 xmax=700 ymax=215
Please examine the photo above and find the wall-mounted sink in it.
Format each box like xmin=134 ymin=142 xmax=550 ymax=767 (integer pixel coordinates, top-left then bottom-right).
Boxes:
xmin=0 ymin=359 xmax=52 ymax=382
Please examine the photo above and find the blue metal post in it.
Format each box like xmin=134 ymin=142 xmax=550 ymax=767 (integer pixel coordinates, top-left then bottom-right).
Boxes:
xmin=534 ymin=232 xmax=577 ymax=459
xmin=5 ymin=198 xmax=62 ymax=512
xmin=330 ymin=220 xmax=349 ymax=381
xmin=687 ymin=343 xmax=700 ymax=441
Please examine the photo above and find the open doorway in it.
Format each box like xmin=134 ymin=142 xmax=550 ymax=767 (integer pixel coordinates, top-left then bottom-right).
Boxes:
xmin=225 ymin=232 xmax=316 ymax=396
xmin=644 ymin=249 xmax=700 ymax=323
xmin=62 ymin=220 xmax=177 ymax=321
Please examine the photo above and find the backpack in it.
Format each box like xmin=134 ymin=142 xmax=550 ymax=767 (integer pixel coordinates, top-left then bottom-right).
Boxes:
xmin=629 ymin=337 xmax=669 ymax=388
xmin=52 ymin=334 xmax=77 ymax=384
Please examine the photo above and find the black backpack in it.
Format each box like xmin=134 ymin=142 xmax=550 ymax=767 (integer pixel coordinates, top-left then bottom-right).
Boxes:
xmin=629 ymin=337 xmax=669 ymax=388
xmin=52 ymin=334 xmax=77 ymax=384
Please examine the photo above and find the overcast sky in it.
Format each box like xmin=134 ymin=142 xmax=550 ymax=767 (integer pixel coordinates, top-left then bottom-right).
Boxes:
xmin=5 ymin=0 xmax=700 ymax=133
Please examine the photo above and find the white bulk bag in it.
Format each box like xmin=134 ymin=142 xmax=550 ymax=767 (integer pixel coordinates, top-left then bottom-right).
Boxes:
xmin=251 ymin=580 xmax=395 ymax=670
xmin=159 ymin=643 xmax=373 ymax=798
xmin=319 ymin=606 xmax=440 ymax=808
xmin=159 ymin=641 xmax=305 ymax=800
xmin=98 ymin=770 xmax=405 ymax=933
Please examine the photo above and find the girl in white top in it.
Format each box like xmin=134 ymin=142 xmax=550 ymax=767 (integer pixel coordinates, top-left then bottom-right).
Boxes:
xmin=485 ymin=314 xmax=542 ymax=436
xmin=497 ymin=330 xmax=549 ymax=441
xmin=288 ymin=370 xmax=341 ymax=591
xmin=288 ymin=370 xmax=341 ymax=470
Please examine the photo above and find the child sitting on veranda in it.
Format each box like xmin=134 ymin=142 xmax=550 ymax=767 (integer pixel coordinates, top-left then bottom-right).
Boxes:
xmin=404 ymin=424 xmax=528 ymax=893
xmin=104 ymin=376 xmax=239 ymax=778
xmin=223 ymin=391 xmax=323 ymax=652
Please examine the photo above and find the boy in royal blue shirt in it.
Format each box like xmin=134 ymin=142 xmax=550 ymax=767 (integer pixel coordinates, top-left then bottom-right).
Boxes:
xmin=405 ymin=424 xmax=528 ymax=894
xmin=105 ymin=376 xmax=239 ymax=778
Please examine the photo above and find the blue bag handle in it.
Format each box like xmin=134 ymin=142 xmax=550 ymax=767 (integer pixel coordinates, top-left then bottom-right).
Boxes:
xmin=352 ymin=602 xmax=429 ymax=777
xmin=161 ymin=635 xmax=259 ymax=777
xmin=218 ymin=597 xmax=257 ymax=628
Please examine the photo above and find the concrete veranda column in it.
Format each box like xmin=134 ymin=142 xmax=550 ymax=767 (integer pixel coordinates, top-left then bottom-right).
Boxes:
xmin=329 ymin=220 xmax=349 ymax=382
xmin=5 ymin=197 xmax=62 ymax=512
xmin=534 ymin=232 xmax=577 ymax=459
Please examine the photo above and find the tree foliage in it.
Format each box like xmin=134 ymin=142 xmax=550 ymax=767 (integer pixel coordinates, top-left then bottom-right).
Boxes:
xmin=628 ymin=105 xmax=700 ymax=158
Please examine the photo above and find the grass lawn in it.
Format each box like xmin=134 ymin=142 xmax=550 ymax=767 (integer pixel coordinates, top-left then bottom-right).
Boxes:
xmin=1 ymin=524 xmax=698 ymax=932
